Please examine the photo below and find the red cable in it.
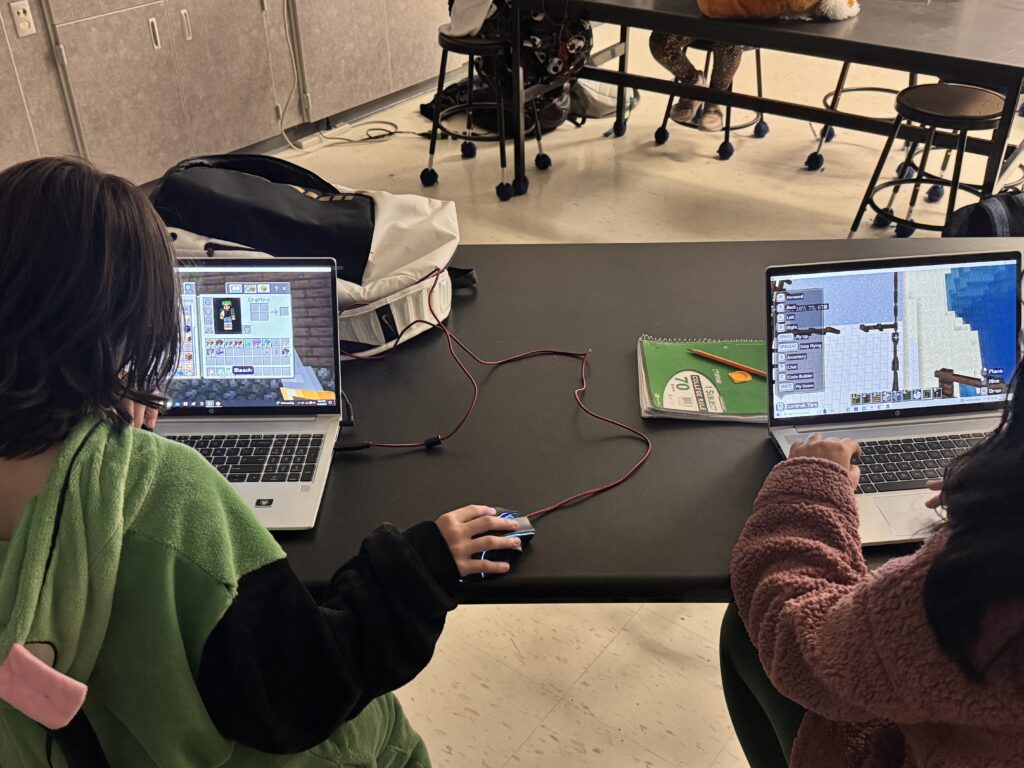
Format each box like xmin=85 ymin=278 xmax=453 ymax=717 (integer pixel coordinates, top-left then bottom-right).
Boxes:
xmin=338 ymin=270 xmax=652 ymax=519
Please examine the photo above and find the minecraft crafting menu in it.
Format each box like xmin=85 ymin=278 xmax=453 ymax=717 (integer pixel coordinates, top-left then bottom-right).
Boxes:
xmin=773 ymin=288 xmax=827 ymax=395
xmin=199 ymin=282 xmax=295 ymax=380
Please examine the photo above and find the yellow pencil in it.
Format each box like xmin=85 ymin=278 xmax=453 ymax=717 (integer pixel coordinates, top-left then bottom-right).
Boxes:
xmin=688 ymin=348 xmax=767 ymax=379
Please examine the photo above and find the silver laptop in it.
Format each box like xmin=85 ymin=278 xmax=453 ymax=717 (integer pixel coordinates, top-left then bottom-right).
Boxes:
xmin=766 ymin=251 xmax=1021 ymax=545
xmin=157 ymin=258 xmax=341 ymax=530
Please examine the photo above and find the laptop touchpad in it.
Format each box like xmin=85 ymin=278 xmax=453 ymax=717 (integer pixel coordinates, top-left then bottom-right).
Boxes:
xmin=875 ymin=494 xmax=942 ymax=538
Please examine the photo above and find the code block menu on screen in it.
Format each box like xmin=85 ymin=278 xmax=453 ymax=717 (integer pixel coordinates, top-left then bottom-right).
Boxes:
xmin=200 ymin=284 xmax=295 ymax=380
xmin=774 ymin=288 xmax=826 ymax=395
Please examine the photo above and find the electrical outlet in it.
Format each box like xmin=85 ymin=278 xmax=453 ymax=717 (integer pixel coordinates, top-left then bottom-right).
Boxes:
xmin=8 ymin=1 xmax=37 ymax=38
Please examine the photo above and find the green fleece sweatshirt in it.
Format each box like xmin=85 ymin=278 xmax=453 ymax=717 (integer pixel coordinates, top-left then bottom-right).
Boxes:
xmin=0 ymin=415 xmax=458 ymax=767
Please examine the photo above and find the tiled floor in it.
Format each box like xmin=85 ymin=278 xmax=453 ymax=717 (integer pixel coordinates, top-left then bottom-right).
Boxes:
xmin=279 ymin=24 xmax=1023 ymax=768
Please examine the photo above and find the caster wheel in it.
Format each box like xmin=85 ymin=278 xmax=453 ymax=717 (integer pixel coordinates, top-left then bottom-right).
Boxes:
xmin=495 ymin=182 xmax=513 ymax=202
xmin=654 ymin=126 xmax=670 ymax=145
xmin=613 ymin=120 xmax=627 ymax=137
xmin=535 ymin=153 xmax=552 ymax=170
xmin=872 ymin=208 xmax=895 ymax=228
xmin=420 ymin=167 xmax=438 ymax=187
xmin=753 ymin=120 xmax=770 ymax=139
xmin=460 ymin=141 xmax=477 ymax=159
xmin=925 ymin=184 xmax=945 ymax=203
xmin=512 ymin=176 xmax=530 ymax=196
xmin=718 ymin=141 xmax=735 ymax=160
xmin=821 ymin=126 xmax=836 ymax=143
xmin=805 ymin=152 xmax=825 ymax=171
xmin=895 ymin=220 xmax=916 ymax=238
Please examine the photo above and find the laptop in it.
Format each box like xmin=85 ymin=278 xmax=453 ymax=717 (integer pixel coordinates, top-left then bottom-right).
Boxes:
xmin=157 ymin=258 xmax=341 ymax=530
xmin=766 ymin=250 xmax=1021 ymax=545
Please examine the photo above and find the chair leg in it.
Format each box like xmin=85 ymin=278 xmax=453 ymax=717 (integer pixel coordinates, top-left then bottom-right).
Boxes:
xmin=533 ymin=100 xmax=551 ymax=170
xmin=461 ymin=55 xmax=477 ymax=159
xmin=896 ymin=126 xmax=936 ymax=237
xmin=494 ymin=59 xmax=513 ymax=201
xmin=849 ymin=116 xmax=903 ymax=237
xmin=753 ymin=49 xmax=769 ymax=138
xmin=655 ymin=78 xmax=676 ymax=145
xmin=818 ymin=61 xmax=851 ymax=150
xmin=944 ymin=130 xmax=970 ymax=229
xmin=420 ymin=48 xmax=448 ymax=187
xmin=719 ymin=84 xmax=735 ymax=160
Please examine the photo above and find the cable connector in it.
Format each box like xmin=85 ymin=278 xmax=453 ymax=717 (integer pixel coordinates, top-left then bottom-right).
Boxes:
xmin=424 ymin=435 xmax=443 ymax=450
xmin=335 ymin=441 xmax=372 ymax=453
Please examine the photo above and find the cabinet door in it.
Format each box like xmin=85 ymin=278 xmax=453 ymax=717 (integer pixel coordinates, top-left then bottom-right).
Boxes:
xmin=165 ymin=0 xmax=279 ymax=155
xmin=291 ymin=0 xmax=391 ymax=122
xmin=386 ymin=0 xmax=451 ymax=92
xmin=0 ymin=21 xmax=39 ymax=170
xmin=59 ymin=2 xmax=194 ymax=182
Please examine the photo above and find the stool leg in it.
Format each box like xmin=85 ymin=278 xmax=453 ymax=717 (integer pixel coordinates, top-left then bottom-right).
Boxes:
xmin=944 ymin=130 xmax=970 ymax=229
xmin=849 ymin=117 xmax=902 ymax=237
xmin=533 ymin=100 xmax=551 ymax=170
xmin=494 ymin=59 xmax=513 ymax=201
xmin=897 ymin=126 xmax=936 ymax=237
xmin=655 ymin=78 xmax=676 ymax=145
xmin=420 ymin=48 xmax=448 ymax=187
xmin=818 ymin=61 xmax=851 ymax=150
xmin=926 ymin=148 xmax=954 ymax=203
xmin=718 ymin=84 xmax=735 ymax=160
xmin=461 ymin=56 xmax=477 ymax=159
xmin=753 ymin=49 xmax=769 ymax=138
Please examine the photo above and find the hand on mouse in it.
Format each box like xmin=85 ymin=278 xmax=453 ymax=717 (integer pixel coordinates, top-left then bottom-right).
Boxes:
xmin=435 ymin=505 xmax=522 ymax=577
xmin=789 ymin=432 xmax=861 ymax=489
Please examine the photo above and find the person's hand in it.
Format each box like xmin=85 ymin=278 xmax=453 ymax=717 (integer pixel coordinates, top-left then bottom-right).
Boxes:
xmin=789 ymin=432 xmax=861 ymax=489
xmin=121 ymin=398 xmax=161 ymax=431
xmin=924 ymin=478 xmax=944 ymax=509
xmin=435 ymin=505 xmax=522 ymax=577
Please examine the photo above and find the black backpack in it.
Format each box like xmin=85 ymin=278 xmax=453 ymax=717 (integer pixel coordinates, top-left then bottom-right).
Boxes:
xmin=944 ymin=191 xmax=1024 ymax=237
xmin=149 ymin=155 xmax=374 ymax=284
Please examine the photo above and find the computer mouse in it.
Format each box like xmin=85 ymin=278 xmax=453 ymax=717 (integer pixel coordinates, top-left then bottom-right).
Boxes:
xmin=467 ymin=509 xmax=535 ymax=579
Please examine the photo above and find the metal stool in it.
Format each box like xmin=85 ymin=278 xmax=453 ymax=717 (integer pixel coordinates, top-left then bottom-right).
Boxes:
xmin=421 ymin=33 xmax=549 ymax=202
xmin=653 ymin=42 xmax=768 ymax=161
xmin=806 ymin=62 xmax=917 ymax=172
xmin=849 ymin=83 xmax=1004 ymax=238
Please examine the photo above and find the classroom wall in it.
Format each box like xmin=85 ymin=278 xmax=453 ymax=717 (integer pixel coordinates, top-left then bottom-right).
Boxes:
xmin=0 ymin=0 xmax=453 ymax=182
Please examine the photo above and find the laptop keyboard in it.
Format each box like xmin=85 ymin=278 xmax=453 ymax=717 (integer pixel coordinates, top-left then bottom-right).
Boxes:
xmin=854 ymin=432 xmax=986 ymax=494
xmin=166 ymin=433 xmax=325 ymax=484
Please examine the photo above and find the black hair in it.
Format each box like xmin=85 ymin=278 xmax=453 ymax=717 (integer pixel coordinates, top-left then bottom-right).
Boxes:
xmin=0 ymin=157 xmax=179 ymax=457
xmin=923 ymin=358 xmax=1024 ymax=680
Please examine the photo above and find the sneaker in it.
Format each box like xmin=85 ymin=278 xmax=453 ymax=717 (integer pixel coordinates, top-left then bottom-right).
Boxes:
xmin=669 ymin=73 xmax=706 ymax=125
xmin=699 ymin=104 xmax=725 ymax=132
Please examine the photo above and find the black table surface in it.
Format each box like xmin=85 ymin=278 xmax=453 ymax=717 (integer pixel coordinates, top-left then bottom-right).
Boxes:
xmin=514 ymin=0 xmax=1024 ymax=82
xmin=276 ymin=237 xmax=1023 ymax=604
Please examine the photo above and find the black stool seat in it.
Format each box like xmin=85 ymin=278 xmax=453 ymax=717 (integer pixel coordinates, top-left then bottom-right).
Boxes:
xmin=438 ymin=32 xmax=506 ymax=57
xmin=896 ymin=83 xmax=1004 ymax=131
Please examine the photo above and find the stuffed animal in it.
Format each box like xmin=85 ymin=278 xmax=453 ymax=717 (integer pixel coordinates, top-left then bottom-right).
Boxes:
xmin=697 ymin=0 xmax=859 ymax=21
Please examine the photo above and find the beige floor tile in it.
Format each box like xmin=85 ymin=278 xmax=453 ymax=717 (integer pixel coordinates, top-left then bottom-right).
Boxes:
xmin=639 ymin=603 xmax=729 ymax=646
xmin=708 ymin=733 xmax=751 ymax=768
xmin=444 ymin=603 xmax=642 ymax=693
xmin=564 ymin=608 xmax=734 ymax=768
xmin=507 ymin=699 xmax=679 ymax=768
xmin=397 ymin=631 xmax=563 ymax=768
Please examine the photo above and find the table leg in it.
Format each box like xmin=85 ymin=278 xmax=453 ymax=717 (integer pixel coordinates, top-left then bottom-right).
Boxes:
xmin=613 ymin=25 xmax=630 ymax=137
xmin=982 ymin=74 xmax=1024 ymax=196
xmin=511 ymin=7 xmax=528 ymax=195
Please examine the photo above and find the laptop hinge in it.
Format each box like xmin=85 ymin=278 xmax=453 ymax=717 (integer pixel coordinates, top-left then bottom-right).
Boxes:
xmin=792 ymin=411 xmax=1000 ymax=433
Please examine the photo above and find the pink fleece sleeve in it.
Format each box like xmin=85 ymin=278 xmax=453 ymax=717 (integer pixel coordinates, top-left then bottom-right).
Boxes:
xmin=732 ymin=457 xmax=928 ymax=724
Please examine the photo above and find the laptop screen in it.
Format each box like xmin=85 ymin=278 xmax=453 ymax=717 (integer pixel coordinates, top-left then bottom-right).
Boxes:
xmin=164 ymin=259 xmax=340 ymax=416
xmin=767 ymin=252 xmax=1021 ymax=425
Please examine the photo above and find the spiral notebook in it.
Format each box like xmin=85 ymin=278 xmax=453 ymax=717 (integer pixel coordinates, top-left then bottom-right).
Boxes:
xmin=637 ymin=336 xmax=768 ymax=423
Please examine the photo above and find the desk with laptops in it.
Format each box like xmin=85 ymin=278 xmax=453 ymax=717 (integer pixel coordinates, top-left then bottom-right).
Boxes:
xmin=157 ymin=239 xmax=1023 ymax=603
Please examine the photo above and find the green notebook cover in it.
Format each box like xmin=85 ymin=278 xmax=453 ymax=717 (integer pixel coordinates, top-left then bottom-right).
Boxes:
xmin=640 ymin=337 xmax=767 ymax=418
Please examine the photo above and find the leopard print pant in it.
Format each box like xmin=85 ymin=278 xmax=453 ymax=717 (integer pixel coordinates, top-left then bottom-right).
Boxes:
xmin=648 ymin=33 xmax=743 ymax=93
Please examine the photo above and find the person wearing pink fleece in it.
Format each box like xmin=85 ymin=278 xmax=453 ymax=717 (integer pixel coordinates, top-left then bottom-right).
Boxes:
xmin=723 ymin=360 xmax=1024 ymax=768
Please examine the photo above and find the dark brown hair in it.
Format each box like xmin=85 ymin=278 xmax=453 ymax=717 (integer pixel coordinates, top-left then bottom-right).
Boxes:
xmin=0 ymin=157 xmax=179 ymax=457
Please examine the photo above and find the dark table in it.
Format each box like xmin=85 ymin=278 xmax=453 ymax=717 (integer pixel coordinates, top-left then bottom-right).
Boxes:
xmin=508 ymin=0 xmax=1024 ymax=197
xmin=276 ymin=237 xmax=1023 ymax=603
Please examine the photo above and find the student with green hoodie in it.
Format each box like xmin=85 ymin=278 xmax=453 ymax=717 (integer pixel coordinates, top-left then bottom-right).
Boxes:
xmin=0 ymin=157 xmax=524 ymax=767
